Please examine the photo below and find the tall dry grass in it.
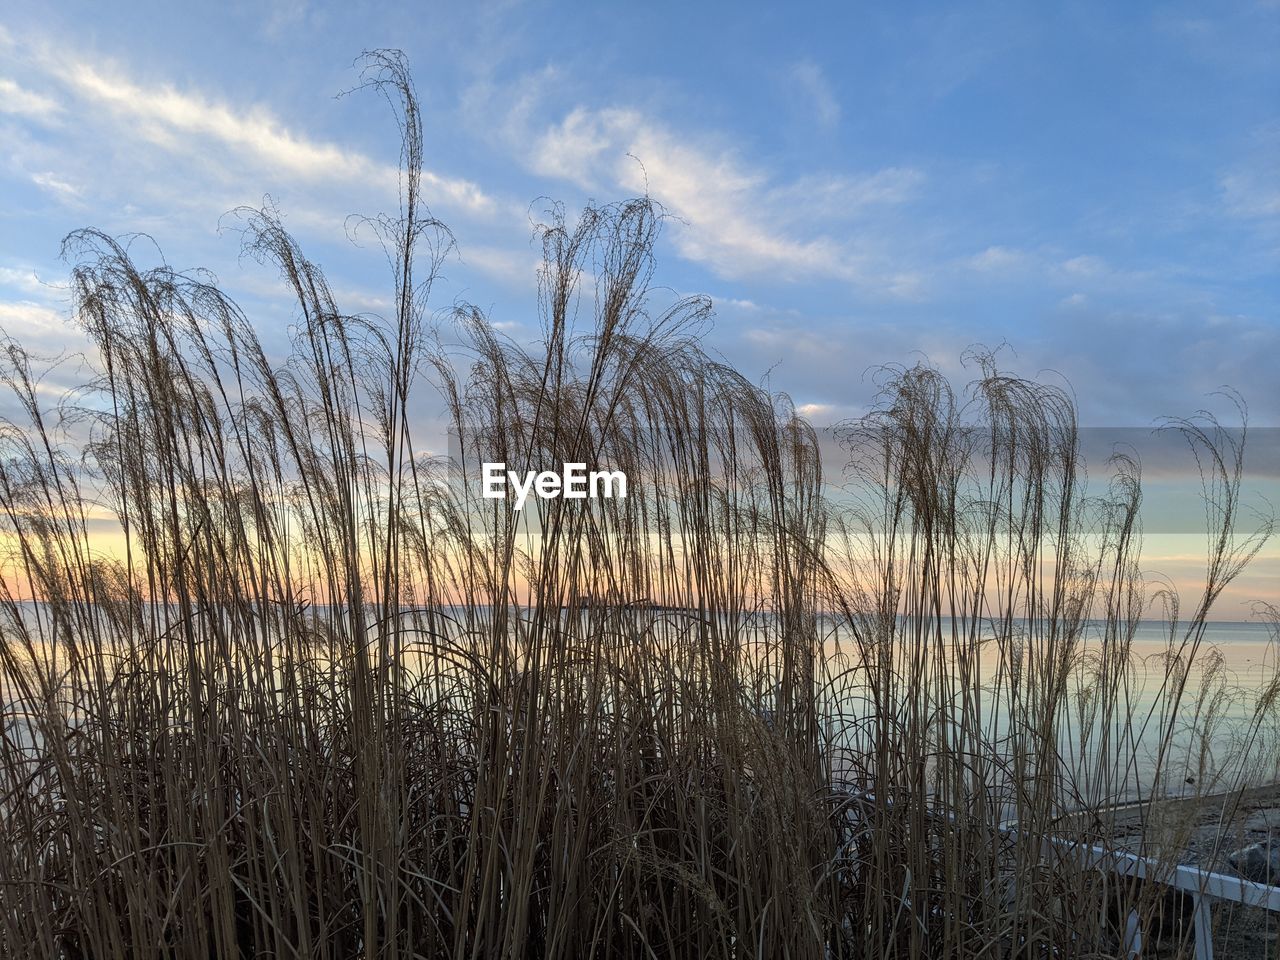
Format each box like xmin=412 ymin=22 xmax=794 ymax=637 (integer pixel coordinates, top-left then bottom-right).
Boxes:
xmin=0 ymin=51 xmax=1275 ymax=958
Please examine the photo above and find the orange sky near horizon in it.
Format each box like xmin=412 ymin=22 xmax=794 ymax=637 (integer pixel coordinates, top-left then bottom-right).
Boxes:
xmin=3 ymin=522 xmax=1274 ymax=623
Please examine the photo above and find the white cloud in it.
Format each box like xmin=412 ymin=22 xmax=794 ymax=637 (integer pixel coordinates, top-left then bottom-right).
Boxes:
xmin=795 ymin=401 xmax=840 ymax=420
xmin=459 ymin=244 xmax=541 ymax=290
xmin=62 ymin=62 xmax=357 ymax=175
xmin=30 ymin=171 xmax=81 ymax=202
xmin=1220 ymin=124 xmax=1280 ymax=221
xmin=766 ymin=169 xmax=925 ymax=223
xmin=954 ymin=234 xmax=1189 ymax=298
xmin=261 ymin=0 xmax=311 ymax=36
xmin=0 ymin=301 xmax=70 ymax=338
xmin=0 ymin=266 xmax=76 ymax=352
xmin=0 ymin=78 xmax=61 ymax=119
xmin=0 ymin=267 xmax=56 ymax=296
xmin=530 ymin=106 xmax=624 ymax=187
xmin=712 ymin=296 xmax=760 ymax=312
xmin=788 ymin=61 xmax=840 ymax=129
xmin=531 ymin=106 xmax=924 ymax=293
xmin=959 ymin=246 xmax=1165 ymax=298
xmin=1059 ymin=254 xmax=1109 ymax=278
xmin=1222 ymin=169 xmax=1280 ymax=220
xmin=965 ymin=245 xmax=1029 ymax=274
xmin=17 ymin=46 xmax=495 ymax=217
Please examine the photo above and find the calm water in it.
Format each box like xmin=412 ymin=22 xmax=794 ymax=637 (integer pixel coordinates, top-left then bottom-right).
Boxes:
xmin=819 ymin=618 xmax=1280 ymax=803
xmin=3 ymin=609 xmax=1277 ymax=802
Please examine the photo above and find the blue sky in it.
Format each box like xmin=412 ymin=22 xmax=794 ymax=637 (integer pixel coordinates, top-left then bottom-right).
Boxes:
xmin=2 ymin=0 xmax=1277 ymax=421
xmin=1 ymin=1 xmax=1277 ymax=608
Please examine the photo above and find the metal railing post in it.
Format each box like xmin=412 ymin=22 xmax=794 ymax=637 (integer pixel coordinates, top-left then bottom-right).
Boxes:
xmin=1192 ymin=893 xmax=1213 ymax=960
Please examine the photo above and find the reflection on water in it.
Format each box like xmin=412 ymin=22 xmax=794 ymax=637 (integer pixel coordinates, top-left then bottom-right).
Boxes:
xmin=3 ymin=605 xmax=1277 ymax=806
xmin=821 ymin=618 xmax=1280 ymax=806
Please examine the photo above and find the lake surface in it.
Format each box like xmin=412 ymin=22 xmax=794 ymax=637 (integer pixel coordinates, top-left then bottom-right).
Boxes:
xmin=3 ymin=608 xmax=1277 ymax=804
xmin=819 ymin=618 xmax=1280 ymax=804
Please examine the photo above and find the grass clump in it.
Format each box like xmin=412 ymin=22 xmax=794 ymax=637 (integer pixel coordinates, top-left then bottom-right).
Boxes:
xmin=0 ymin=50 xmax=1275 ymax=959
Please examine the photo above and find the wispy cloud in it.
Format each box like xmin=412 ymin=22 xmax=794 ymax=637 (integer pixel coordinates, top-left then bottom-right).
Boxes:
xmin=458 ymin=244 xmax=542 ymax=291
xmin=29 ymin=171 xmax=81 ymax=203
xmin=959 ymin=245 xmax=1162 ymax=297
xmin=0 ymin=266 xmax=58 ymax=296
xmin=0 ymin=28 xmax=500 ymax=227
xmin=0 ymin=26 xmax=575 ymax=372
xmin=0 ymin=264 xmax=77 ymax=355
xmin=0 ymin=300 xmax=70 ymax=338
xmin=530 ymin=106 xmax=924 ymax=294
xmin=1222 ymin=171 xmax=1280 ymax=220
xmin=765 ymin=169 xmax=925 ymax=224
xmin=52 ymin=59 xmax=495 ymax=214
xmin=260 ymin=0 xmax=312 ymax=37
xmin=787 ymin=61 xmax=840 ymax=130
xmin=964 ymin=245 xmax=1031 ymax=275
xmin=1221 ymin=128 xmax=1280 ymax=222
xmin=0 ymin=77 xmax=61 ymax=120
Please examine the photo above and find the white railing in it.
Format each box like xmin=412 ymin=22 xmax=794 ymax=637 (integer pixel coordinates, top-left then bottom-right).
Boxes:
xmin=845 ymin=790 xmax=1280 ymax=959
xmin=1037 ymin=834 xmax=1280 ymax=960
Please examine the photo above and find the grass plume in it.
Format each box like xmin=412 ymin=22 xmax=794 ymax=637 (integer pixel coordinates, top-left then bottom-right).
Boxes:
xmin=0 ymin=50 xmax=1275 ymax=959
